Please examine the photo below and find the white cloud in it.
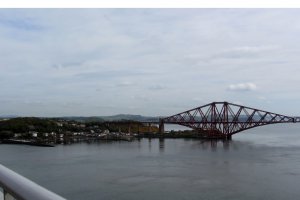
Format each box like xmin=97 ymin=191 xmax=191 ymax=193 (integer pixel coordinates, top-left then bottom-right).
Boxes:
xmin=228 ymin=45 xmax=278 ymax=53
xmin=115 ymin=81 xmax=134 ymax=87
xmin=207 ymin=45 xmax=279 ymax=61
xmin=258 ymin=96 xmax=267 ymax=100
xmin=228 ymin=82 xmax=257 ymax=92
xmin=232 ymin=101 xmax=244 ymax=105
xmin=148 ymin=85 xmax=165 ymax=90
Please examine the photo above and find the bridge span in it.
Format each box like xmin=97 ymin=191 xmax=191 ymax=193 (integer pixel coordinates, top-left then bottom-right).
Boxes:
xmin=158 ymin=101 xmax=300 ymax=139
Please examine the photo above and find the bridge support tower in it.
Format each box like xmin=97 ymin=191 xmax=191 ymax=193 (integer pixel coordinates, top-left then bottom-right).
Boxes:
xmin=159 ymin=119 xmax=164 ymax=135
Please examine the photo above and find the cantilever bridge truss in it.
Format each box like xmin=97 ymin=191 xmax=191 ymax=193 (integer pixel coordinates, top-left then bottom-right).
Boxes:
xmin=161 ymin=102 xmax=300 ymax=138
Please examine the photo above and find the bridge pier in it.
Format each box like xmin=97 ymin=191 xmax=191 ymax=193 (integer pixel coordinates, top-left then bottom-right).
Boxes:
xmin=159 ymin=119 xmax=164 ymax=136
xmin=226 ymin=134 xmax=232 ymax=140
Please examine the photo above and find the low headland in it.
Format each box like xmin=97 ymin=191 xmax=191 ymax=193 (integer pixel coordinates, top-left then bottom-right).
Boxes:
xmin=0 ymin=116 xmax=207 ymax=147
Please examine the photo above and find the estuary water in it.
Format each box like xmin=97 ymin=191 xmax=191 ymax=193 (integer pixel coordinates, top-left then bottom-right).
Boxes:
xmin=1 ymin=124 xmax=300 ymax=200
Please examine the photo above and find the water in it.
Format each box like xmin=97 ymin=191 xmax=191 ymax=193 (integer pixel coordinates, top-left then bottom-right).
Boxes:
xmin=1 ymin=124 xmax=300 ymax=199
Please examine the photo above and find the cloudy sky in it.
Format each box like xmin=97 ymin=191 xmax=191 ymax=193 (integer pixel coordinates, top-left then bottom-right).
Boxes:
xmin=1 ymin=9 xmax=300 ymax=117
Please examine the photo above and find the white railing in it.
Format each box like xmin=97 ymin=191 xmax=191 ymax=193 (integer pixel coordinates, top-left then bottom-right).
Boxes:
xmin=0 ymin=164 xmax=66 ymax=200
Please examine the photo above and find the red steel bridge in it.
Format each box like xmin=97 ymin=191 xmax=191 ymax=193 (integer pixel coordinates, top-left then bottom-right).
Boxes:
xmin=159 ymin=101 xmax=300 ymax=139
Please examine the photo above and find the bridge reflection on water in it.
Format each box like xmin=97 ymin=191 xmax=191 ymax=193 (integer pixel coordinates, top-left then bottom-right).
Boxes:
xmin=55 ymin=137 xmax=235 ymax=152
xmin=156 ymin=138 xmax=233 ymax=151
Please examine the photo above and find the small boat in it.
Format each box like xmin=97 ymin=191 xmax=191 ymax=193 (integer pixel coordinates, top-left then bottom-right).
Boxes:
xmin=120 ymin=135 xmax=134 ymax=141
xmin=1 ymin=139 xmax=55 ymax=147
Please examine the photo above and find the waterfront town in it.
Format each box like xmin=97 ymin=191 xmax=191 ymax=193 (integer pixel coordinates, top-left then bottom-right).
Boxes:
xmin=0 ymin=117 xmax=158 ymax=145
xmin=0 ymin=117 xmax=197 ymax=146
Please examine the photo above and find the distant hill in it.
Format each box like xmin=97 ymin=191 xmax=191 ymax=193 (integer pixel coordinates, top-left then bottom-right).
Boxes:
xmin=0 ymin=115 xmax=19 ymax=119
xmin=0 ymin=114 xmax=267 ymax=123
xmin=100 ymin=114 xmax=160 ymax=122
xmin=57 ymin=114 xmax=161 ymax=122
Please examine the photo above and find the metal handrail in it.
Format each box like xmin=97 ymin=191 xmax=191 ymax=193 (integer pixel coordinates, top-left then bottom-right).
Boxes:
xmin=0 ymin=164 xmax=66 ymax=200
